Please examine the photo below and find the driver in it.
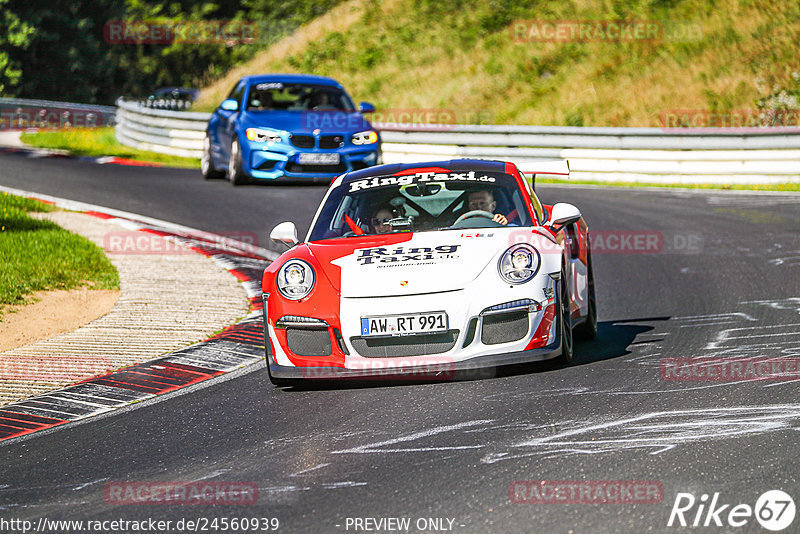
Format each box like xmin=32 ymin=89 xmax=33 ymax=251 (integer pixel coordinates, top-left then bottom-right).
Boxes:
xmin=310 ymin=92 xmax=333 ymax=110
xmin=467 ymin=190 xmax=508 ymax=225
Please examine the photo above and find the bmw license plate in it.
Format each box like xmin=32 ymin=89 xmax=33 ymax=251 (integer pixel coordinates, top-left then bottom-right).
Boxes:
xmin=298 ymin=153 xmax=340 ymax=165
xmin=361 ymin=312 xmax=448 ymax=337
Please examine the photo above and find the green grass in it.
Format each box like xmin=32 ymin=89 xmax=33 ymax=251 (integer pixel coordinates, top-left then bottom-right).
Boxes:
xmin=20 ymin=127 xmax=200 ymax=169
xmin=536 ymin=178 xmax=800 ymax=192
xmin=196 ymin=0 xmax=800 ymax=127
xmin=0 ymin=193 xmax=120 ymax=319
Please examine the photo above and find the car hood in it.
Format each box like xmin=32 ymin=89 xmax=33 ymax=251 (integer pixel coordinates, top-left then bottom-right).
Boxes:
xmin=241 ymin=110 xmax=371 ymax=134
xmin=306 ymin=229 xmax=535 ymax=298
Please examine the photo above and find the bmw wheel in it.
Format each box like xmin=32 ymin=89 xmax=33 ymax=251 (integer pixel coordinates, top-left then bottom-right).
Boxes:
xmin=201 ymin=134 xmax=225 ymax=180
xmin=228 ymin=138 xmax=249 ymax=186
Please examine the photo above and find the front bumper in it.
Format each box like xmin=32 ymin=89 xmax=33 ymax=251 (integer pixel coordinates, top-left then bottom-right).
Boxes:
xmin=244 ymin=141 xmax=381 ymax=181
xmin=267 ymin=339 xmax=562 ymax=381
xmin=265 ymin=281 xmax=562 ymax=381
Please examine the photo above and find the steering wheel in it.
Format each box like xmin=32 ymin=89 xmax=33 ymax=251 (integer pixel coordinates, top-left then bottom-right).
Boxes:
xmin=454 ymin=210 xmax=495 ymax=225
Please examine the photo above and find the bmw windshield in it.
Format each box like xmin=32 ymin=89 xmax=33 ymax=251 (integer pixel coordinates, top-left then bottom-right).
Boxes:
xmin=246 ymin=82 xmax=355 ymax=112
xmin=308 ymin=170 xmax=534 ymax=241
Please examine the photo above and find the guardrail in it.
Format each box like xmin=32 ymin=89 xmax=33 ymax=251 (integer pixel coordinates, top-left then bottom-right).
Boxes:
xmin=114 ymin=98 xmax=800 ymax=183
xmin=123 ymin=97 xmax=195 ymax=111
xmin=116 ymin=98 xmax=208 ymax=158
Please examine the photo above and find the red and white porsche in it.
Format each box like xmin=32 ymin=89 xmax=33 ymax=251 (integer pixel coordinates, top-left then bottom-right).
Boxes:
xmin=262 ymin=159 xmax=596 ymax=385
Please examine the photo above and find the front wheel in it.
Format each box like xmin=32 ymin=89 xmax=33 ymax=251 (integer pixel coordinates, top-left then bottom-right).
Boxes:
xmin=201 ymin=134 xmax=225 ymax=180
xmin=228 ymin=138 xmax=249 ymax=186
xmin=575 ymin=251 xmax=597 ymax=341
xmin=556 ymin=267 xmax=574 ymax=365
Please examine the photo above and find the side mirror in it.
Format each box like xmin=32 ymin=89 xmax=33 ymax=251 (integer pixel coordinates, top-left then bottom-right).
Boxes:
xmin=548 ymin=203 xmax=582 ymax=232
xmin=220 ymin=99 xmax=239 ymax=112
xmin=270 ymin=221 xmax=299 ymax=249
xmin=358 ymin=101 xmax=375 ymax=114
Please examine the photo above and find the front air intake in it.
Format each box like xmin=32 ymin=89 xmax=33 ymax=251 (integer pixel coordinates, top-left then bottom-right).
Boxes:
xmin=481 ymin=311 xmax=529 ymax=345
xmin=286 ymin=328 xmax=333 ymax=357
xmin=350 ymin=330 xmax=459 ymax=358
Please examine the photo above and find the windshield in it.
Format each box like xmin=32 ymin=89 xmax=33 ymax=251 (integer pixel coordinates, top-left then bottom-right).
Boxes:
xmin=246 ymin=82 xmax=354 ymax=112
xmin=308 ymin=170 xmax=534 ymax=241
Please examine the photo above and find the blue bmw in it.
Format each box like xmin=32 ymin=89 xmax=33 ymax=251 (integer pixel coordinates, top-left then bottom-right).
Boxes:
xmin=202 ymin=74 xmax=382 ymax=185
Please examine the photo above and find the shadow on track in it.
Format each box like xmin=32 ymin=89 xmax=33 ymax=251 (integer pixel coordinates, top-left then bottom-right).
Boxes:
xmin=572 ymin=316 xmax=670 ymax=365
xmin=272 ymin=316 xmax=671 ymax=391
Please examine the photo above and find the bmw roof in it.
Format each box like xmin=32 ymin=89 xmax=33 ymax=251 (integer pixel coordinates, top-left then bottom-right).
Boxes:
xmin=239 ymin=74 xmax=343 ymax=87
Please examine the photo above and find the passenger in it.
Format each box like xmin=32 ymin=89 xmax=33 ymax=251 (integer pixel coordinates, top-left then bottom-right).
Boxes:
xmin=370 ymin=206 xmax=395 ymax=234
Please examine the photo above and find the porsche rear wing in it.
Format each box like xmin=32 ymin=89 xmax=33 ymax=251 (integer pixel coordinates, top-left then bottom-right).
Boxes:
xmin=517 ymin=159 xmax=570 ymax=189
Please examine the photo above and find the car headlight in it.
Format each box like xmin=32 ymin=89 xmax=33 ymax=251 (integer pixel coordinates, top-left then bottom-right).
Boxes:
xmin=351 ymin=130 xmax=378 ymax=145
xmin=246 ymin=128 xmax=282 ymax=143
xmin=276 ymin=259 xmax=315 ymax=300
xmin=498 ymin=244 xmax=540 ymax=284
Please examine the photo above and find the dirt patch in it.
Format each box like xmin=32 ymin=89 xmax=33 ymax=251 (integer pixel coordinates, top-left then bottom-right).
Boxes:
xmin=0 ymin=288 xmax=120 ymax=352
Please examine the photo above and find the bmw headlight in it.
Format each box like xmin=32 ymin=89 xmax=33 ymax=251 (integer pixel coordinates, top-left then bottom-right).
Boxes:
xmin=277 ymin=259 xmax=315 ymax=300
xmin=246 ymin=128 xmax=282 ymax=143
xmin=498 ymin=244 xmax=540 ymax=284
xmin=351 ymin=130 xmax=378 ymax=145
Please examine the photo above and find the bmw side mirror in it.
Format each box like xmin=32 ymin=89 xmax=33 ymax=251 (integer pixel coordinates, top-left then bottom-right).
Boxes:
xmin=548 ymin=203 xmax=582 ymax=233
xmin=270 ymin=221 xmax=299 ymax=249
xmin=220 ymin=99 xmax=239 ymax=111
xmin=358 ymin=102 xmax=375 ymax=114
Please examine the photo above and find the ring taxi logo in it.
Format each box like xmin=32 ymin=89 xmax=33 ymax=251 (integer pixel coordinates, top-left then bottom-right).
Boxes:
xmin=355 ymin=245 xmax=461 ymax=265
xmin=348 ymin=171 xmax=495 ymax=192
xmin=667 ymin=490 xmax=796 ymax=531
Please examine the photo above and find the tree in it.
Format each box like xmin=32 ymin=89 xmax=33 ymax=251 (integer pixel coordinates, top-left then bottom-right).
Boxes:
xmin=0 ymin=0 xmax=34 ymax=95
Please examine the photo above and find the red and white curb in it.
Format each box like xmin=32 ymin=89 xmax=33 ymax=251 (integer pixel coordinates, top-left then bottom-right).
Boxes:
xmin=0 ymin=186 xmax=276 ymax=442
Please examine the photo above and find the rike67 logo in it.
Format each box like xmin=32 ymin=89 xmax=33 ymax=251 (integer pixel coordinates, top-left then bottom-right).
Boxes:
xmin=668 ymin=490 xmax=796 ymax=531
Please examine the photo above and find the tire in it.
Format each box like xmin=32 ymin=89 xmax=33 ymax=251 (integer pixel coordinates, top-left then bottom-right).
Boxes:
xmin=227 ymin=138 xmax=249 ymax=186
xmin=201 ymin=134 xmax=225 ymax=180
xmin=574 ymin=251 xmax=598 ymax=341
xmin=556 ymin=266 xmax=574 ymax=365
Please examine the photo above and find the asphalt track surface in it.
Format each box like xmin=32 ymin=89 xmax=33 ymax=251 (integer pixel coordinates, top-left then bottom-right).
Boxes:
xmin=1 ymin=152 xmax=800 ymax=533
